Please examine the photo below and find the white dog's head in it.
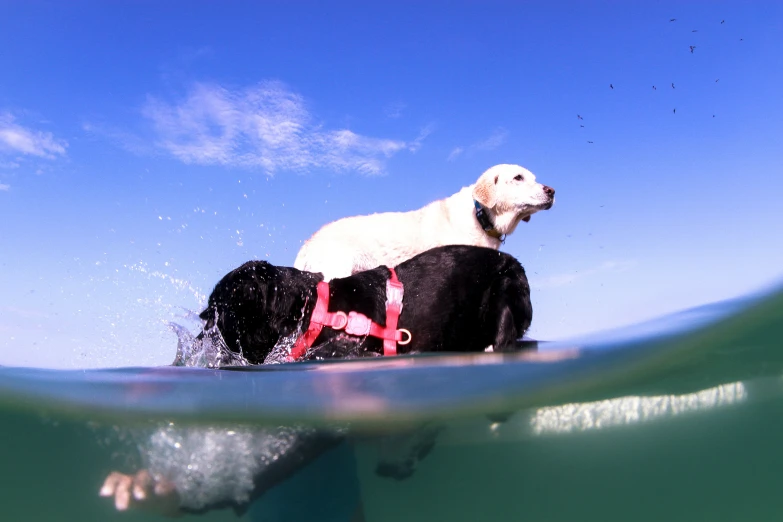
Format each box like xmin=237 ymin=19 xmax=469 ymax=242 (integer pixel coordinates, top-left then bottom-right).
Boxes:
xmin=472 ymin=164 xmax=555 ymax=235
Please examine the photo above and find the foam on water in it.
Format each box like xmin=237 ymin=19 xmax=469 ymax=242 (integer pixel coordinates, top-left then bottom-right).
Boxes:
xmin=140 ymin=310 xmax=333 ymax=510
xmin=136 ymin=419 xmax=350 ymax=511
xmin=142 ymin=423 xmax=280 ymax=509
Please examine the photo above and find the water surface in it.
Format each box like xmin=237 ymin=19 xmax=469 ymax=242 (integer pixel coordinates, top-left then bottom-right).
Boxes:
xmin=1 ymin=284 xmax=782 ymax=521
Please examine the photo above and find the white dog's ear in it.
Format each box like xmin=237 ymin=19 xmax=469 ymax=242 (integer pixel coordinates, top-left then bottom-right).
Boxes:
xmin=473 ymin=173 xmax=498 ymax=209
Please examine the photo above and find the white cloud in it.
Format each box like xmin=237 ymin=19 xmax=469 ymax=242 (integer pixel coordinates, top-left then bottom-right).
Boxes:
xmin=0 ymin=183 xmax=9 ymax=191
xmin=473 ymin=128 xmax=508 ymax=151
xmin=447 ymin=128 xmax=508 ymax=161
xmin=142 ymin=81 xmax=410 ymax=175
xmin=0 ymin=112 xmax=67 ymax=159
xmin=408 ymin=123 xmax=436 ymax=153
xmin=533 ymin=260 xmax=637 ymax=289
xmin=447 ymin=147 xmax=464 ymax=161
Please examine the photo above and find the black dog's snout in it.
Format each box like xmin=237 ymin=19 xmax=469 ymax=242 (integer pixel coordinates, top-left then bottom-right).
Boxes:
xmin=543 ymin=185 xmax=555 ymax=198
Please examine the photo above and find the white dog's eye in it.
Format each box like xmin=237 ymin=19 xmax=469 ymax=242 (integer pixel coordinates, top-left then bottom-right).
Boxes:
xmin=514 ymin=174 xmax=524 ymax=181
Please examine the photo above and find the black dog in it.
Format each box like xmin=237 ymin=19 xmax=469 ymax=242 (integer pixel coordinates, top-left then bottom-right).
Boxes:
xmin=200 ymin=245 xmax=534 ymax=486
xmin=105 ymin=246 xmax=533 ymax=516
xmin=202 ymin=244 xmax=533 ymax=363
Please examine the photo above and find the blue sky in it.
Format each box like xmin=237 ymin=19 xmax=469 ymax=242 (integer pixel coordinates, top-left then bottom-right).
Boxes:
xmin=1 ymin=1 xmax=782 ymax=368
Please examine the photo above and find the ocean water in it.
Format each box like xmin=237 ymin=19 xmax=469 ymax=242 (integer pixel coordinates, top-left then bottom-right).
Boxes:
xmin=1 ymin=283 xmax=782 ymax=521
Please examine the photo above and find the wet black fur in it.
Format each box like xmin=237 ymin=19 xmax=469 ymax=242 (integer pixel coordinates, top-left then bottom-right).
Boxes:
xmin=187 ymin=245 xmax=534 ymax=513
xmin=201 ymin=245 xmax=533 ymax=363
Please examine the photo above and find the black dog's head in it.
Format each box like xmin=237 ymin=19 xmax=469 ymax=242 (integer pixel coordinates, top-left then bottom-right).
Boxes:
xmin=199 ymin=260 xmax=321 ymax=364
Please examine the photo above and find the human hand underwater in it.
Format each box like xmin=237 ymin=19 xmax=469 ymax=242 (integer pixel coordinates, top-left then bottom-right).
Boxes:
xmin=100 ymin=470 xmax=181 ymax=517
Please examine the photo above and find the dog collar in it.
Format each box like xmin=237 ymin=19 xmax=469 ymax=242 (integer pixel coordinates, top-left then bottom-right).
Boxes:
xmin=287 ymin=268 xmax=411 ymax=361
xmin=473 ymin=200 xmax=505 ymax=242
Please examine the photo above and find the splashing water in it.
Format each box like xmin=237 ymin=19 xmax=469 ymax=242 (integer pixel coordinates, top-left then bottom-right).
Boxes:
xmin=168 ymin=320 xmax=250 ymax=368
xmin=141 ymin=318 xmax=347 ymax=511
xmin=140 ymin=422 xmax=261 ymax=509
xmin=125 ymin=290 xmax=351 ymax=511
xmin=169 ymin=292 xmax=313 ymax=368
xmin=125 ymin=262 xmax=208 ymax=305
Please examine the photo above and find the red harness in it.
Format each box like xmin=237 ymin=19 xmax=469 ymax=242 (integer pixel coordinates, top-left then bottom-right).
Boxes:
xmin=287 ymin=268 xmax=411 ymax=361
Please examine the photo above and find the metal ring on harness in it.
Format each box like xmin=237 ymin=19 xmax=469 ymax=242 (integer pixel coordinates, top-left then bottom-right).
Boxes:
xmin=397 ymin=329 xmax=412 ymax=345
xmin=329 ymin=311 xmax=348 ymax=330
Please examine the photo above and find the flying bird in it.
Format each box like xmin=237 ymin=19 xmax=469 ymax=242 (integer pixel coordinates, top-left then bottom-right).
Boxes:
xmin=610 ymin=84 xmax=614 ymax=89
xmin=670 ymin=18 xmax=676 ymax=22
xmin=692 ymin=29 xmax=699 ymax=32
xmin=580 ymin=125 xmax=585 ymax=128
xmin=653 ymin=85 xmax=657 ymax=90
xmin=673 ymin=108 xmax=676 ymax=114
xmin=671 ymin=82 xmax=675 ymax=89
xmin=587 ymin=141 xmax=594 ymax=144
xmin=690 ymin=45 xmax=696 ymax=53
xmin=721 ymin=20 xmax=725 ymax=24
xmin=715 ymin=78 xmax=720 ymax=82
xmin=577 ymin=114 xmax=583 ymax=120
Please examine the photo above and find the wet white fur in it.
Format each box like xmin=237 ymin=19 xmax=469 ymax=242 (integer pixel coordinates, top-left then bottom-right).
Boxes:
xmin=294 ymin=164 xmax=553 ymax=281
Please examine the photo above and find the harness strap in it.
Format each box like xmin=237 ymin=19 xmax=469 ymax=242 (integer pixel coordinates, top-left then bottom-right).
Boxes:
xmin=288 ymin=281 xmax=332 ymax=361
xmin=287 ymin=268 xmax=409 ymax=361
xmin=382 ymin=268 xmax=404 ymax=356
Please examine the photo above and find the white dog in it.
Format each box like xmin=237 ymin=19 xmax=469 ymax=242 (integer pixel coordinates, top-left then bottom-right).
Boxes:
xmin=294 ymin=163 xmax=555 ymax=281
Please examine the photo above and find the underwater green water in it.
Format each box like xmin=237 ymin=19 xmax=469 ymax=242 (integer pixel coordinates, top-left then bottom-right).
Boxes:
xmin=1 ymin=285 xmax=782 ymax=521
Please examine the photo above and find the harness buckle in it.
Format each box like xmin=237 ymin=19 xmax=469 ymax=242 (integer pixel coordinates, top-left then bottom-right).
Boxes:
xmin=345 ymin=311 xmax=372 ymax=336
xmin=386 ymin=279 xmax=404 ymax=312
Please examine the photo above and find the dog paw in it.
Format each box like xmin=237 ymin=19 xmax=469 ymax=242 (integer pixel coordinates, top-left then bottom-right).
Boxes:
xmin=100 ymin=469 xmax=181 ymax=516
